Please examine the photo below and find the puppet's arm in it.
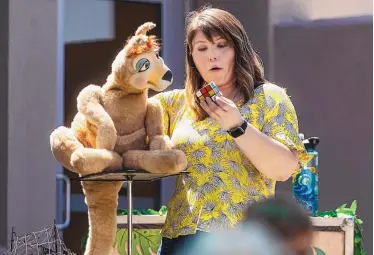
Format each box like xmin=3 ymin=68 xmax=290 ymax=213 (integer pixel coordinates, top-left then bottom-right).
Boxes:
xmin=77 ymin=85 xmax=117 ymax=150
xmin=145 ymin=98 xmax=171 ymax=150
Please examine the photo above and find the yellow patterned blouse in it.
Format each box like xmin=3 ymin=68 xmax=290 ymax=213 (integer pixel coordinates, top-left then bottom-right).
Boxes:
xmin=153 ymin=83 xmax=306 ymax=239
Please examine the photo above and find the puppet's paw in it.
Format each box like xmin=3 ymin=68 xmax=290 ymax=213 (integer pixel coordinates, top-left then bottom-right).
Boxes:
xmin=149 ymin=135 xmax=172 ymax=150
xmin=96 ymin=122 xmax=117 ymax=150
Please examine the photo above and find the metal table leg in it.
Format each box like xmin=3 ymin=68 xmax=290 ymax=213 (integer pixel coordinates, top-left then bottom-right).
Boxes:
xmin=127 ymin=176 xmax=133 ymax=255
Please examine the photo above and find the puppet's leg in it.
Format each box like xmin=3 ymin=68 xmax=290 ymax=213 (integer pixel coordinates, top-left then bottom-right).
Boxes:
xmin=50 ymin=126 xmax=122 ymax=175
xmin=123 ymin=149 xmax=187 ymax=173
xmin=82 ymin=181 xmax=123 ymax=255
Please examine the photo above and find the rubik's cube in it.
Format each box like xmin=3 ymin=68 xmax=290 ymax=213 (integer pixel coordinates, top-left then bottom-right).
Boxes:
xmin=196 ymin=82 xmax=220 ymax=101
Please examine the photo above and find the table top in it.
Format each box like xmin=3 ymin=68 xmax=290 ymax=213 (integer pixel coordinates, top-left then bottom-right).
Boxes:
xmin=73 ymin=168 xmax=189 ymax=182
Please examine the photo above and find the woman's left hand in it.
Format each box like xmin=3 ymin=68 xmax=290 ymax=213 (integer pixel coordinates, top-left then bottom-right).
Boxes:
xmin=200 ymin=95 xmax=243 ymax=131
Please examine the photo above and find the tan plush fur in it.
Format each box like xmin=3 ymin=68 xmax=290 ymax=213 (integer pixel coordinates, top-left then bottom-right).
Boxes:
xmin=49 ymin=22 xmax=187 ymax=255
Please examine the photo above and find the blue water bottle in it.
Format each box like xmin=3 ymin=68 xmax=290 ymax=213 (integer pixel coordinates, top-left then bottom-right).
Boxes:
xmin=292 ymin=134 xmax=320 ymax=215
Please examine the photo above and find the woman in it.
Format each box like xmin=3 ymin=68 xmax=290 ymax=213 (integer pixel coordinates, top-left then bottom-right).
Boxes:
xmin=155 ymin=7 xmax=306 ymax=255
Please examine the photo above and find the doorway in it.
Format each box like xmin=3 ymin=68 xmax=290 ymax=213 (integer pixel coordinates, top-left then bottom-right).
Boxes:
xmin=62 ymin=2 xmax=162 ymax=253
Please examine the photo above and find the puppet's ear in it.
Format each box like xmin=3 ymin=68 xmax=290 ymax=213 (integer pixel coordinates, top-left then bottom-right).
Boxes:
xmin=125 ymin=38 xmax=155 ymax=57
xmin=135 ymin=22 xmax=156 ymax=36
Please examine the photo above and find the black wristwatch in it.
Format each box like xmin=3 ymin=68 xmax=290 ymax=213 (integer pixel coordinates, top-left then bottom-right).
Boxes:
xmin=227 ymin=119 xmax=248 ymax=138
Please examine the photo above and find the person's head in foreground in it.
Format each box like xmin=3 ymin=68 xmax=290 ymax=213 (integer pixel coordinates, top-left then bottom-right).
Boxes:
xmin=243 ymin=197 xmax=314 ymax=255
xmin=187 ymin=198 xmax=313 ymax=255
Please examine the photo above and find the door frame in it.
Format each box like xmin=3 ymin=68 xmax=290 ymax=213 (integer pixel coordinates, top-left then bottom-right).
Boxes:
xmin=56 ymin=0 xmax=188 ymax=229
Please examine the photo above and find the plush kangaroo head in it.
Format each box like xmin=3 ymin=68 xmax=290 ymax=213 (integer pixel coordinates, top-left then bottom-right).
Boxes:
xmin=110 ymin=22 xmax=173 ymax=92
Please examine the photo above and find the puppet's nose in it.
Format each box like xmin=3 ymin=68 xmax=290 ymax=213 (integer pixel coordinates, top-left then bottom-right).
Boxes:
xmin=162 ymin=70 xmax=173 ymax=82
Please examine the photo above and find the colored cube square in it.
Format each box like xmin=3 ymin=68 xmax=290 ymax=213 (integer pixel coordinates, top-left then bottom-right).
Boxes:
xmin=208 ymin=82 xmax=218 ymax=88
xmin=196 ymin=82 xmax=220 ymax=101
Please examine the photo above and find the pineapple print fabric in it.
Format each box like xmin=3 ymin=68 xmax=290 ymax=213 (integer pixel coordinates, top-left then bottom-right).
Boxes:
xmin=152 ymin=83 xmax=306 ymax=239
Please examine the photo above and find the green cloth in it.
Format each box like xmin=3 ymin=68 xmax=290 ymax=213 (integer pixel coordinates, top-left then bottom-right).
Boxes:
xmin=113 ymin=229 xmax=162 ymax=255
xmin=313 ymin=200 xmax=366 ymax=255
xmin=116 ymin=206 xmax=168 ymax=216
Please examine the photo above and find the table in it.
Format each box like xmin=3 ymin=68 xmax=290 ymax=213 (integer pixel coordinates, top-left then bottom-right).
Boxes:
xmin=75 ymin=168 xmax=188 ymax=255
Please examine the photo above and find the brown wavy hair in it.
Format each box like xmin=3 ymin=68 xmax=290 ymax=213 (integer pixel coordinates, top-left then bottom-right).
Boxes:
xmin=184 ymin=7 xmax=266 ymax=121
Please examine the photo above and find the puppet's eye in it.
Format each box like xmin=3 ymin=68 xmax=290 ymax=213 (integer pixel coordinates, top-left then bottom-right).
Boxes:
xmin=136 ymin=58 xmax=150 ymax=72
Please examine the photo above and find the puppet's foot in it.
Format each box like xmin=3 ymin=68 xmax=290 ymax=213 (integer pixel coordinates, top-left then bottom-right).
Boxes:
xmin=71 ymin=148 xmax=123 ymax=175
xmin=123 ymin=149 xmax=187 ymax=174
xmin=50 ymin=126 xmax=84 ymax=173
